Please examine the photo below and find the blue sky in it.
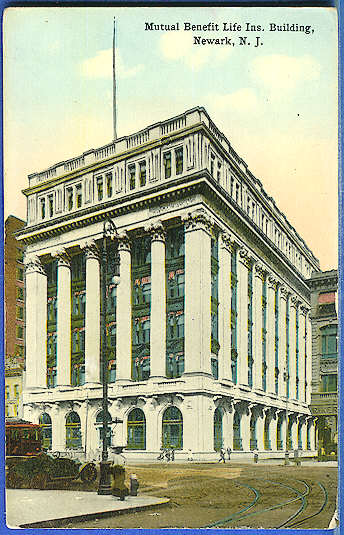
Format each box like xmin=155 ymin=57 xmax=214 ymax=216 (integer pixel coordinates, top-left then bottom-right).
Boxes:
xmin=3 ymin=6 xmax=338 ymax=269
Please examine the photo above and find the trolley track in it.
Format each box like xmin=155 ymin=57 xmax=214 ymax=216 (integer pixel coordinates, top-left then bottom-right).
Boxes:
xmin=203 ymin=478 xmax=315 ymax=529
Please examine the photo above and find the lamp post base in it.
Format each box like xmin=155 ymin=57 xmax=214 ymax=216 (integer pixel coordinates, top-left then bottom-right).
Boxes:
xmin=97 ymin=460 xmax=112 ymax=495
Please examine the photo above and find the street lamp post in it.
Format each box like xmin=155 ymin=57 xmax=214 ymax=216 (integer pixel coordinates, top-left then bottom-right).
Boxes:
xmin=98 ymin=218 xmax=119 ymax=495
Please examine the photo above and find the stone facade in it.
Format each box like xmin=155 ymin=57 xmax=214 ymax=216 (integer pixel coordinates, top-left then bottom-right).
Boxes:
xmin=18 ymin=107 xmax=319 ymax=460
xmin=308 ymin=270 xmax=338 ymax=455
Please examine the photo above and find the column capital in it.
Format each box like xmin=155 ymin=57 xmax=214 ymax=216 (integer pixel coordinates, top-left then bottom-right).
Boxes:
xmin=182 ymin=208 xmax=213 ymax=234
xmin=254 ymin=262 xmax=267 ymax=280
xmin=280 ymin=285 xmax=291 ymax=301
xmin=80 ymin=239 xmax=100 ymax=261
xmin=238 ymin=246 xmax=252 ymax=268
xmin=219 ymin=231 xmax=235 ymax=252
xmin=267 ymin=274 xmax=279 ymax=290
xmin=52 ymin=248 xmax=71 ymax=267
xmin=300 ymin=305 xmax=310 ymax=317
xmin=117 ymin=231 xmax=131 ymax=252
xmin=290 ymin=295 xmax=301 ymax=309
xmin=145 ymin=220 xmax=166 ymax=243
xmin=24 ymin=254 xmax=46 ymax=275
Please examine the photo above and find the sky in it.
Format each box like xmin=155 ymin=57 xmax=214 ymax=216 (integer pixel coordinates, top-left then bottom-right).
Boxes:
xmin=3 ymin=6 xmax=338 ymax=270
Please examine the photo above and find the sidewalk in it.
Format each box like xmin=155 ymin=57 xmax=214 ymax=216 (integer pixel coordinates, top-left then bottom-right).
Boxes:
xmin=6 ymin=489 xmax=169 ymax=528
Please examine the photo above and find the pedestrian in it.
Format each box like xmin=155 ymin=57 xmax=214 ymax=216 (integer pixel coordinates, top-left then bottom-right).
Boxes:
xmin=253 ymin=449 xmax=258 ymax=463
xmin=165 ymin=449 xmax=171 ymax=462
xmin=226 ymin=446 xmax=231 ymax=462
xmin=170 ymin=448 xmax=175 ymax=462
xmin=219 ymin=447 xmax=226 ymax=463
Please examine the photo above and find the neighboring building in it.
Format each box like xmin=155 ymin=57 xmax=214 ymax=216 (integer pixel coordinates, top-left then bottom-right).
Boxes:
xmin=18 ymin=107 xmax=319 ymax=459
xmin=5 ymin=215 xmax=26 ymax=418
xmin=308 ymin=270 xmax=338 ymax=455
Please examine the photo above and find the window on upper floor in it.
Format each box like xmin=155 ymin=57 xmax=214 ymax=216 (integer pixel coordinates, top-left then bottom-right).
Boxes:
xmin=67 ymin=187 xmax=73 ymax=211
xmin=15 ymin=344 xmax=24 ymax=357
xmin=106 ymin=173 xmax=113 ymax=197
xmin=5 ymin=386 xmax=9 ymax=400
xmin=76 ymin=184 xmax=82 ymax=208
xmin=14 ymin=384 xmax=20 ymax=399
xmin=217 ymin=161 xmax=222 ymax=183
xmin=320 ymin=325 xmax=338 ymax=359
xmin=175 ymin=147 xmax=183 ymax=175
xmin=230 ymin=176 xmax=234 ymax=197
xmin=163 ymin=151 xmax=171 ymax=179
xmin=16 ymin=267 xmax=24 ymax=282
xmin=318 ymin=292 xmax=336 ymax=316
xmin=139 ymin=160 xmax=146 ymax=187
xmin=40 ymin=198 xmax=46 ymax=220
xmin=97 ymin=177 xmax=104 ymax=201
xmin=16 ymin=305 xmax=24 ymax=320
xmin=320 ymin=374 xmax=337 ymax=392
xmin=16 ymin=325 xmax=24 ymax=339
xmin=48 ymin=194 xmax=54 ymax=217
xmin=235 ymin=184 xmax=240 ymax=204
xmin=16 ymin=248 xmax=24 ymax=263
xmin=129 ymin=164 xmax=136 ymax=190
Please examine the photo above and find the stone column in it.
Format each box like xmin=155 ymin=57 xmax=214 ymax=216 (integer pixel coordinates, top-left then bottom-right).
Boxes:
xmin=308 ymin=418 xmax=316 ymax=450
xmin=280 ymin=412 xmax=287 ymax=451
xmin=237 ymin=247 xmax=250 ymax=386
xmin=82 ymin=240 xmax=101 ymax=385
xmin=54 ymin=250 xmax=71 ymax=388
xmin=256 ymin=406 xmax=265 ymax=451
xmin=223 ymin=401 xmax=234 ymax=449
xmin=50 ymin=405 xmax=61 ymax=451
xmin=298 ymin=307 xmax=307 ymax=403
xmin=289 ymin=296 xmax=298 ymax=400
xmin=266 ymin=275 xmax=277 ymax=394
xmin=148 ymin=221 xmax=166 ymax=379
xmin=300 ymin=417 xmax=307 ymax=451
xmin=24 ymin=255 xmax=47 ymax=389
xmin=253 ymin=264 xmax=265 ymax=391
xmin=116 ymin=233 xmax=132 ymax=382
xmin=218 ymin=232 xmax=233 ymax=382
xmin=290 ymin=414 xmax=298 ymax=450
xmin=183 ymin=209 xmax=212 ymax=376
xmin=241 ymin=403 xmax=251 ymax=451
xmin=306 ymin=311 xmax=312 ymax=406
xmin=279 ymin=287 xmax=288 ymax=397
xmin=269 ymin=409 xmax=278 ymax=451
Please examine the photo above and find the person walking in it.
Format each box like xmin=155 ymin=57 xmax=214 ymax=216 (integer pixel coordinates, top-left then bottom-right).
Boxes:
xmin=219 ymin=447 xmax=226 ymax=463
xmin=226 ymin=446 xmax=231 ymax=462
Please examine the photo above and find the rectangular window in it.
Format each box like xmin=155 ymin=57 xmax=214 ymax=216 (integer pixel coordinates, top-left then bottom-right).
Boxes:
xmin=17 ymin=287 xmax=24 ymax=301
xmin=97 ymin=177 xmax=103 ymax=201
xmin=163 ymin=152 xmax=171 ymax=179
xmin=76 ymin=184 xmax=82 ymax=208
xmin=129 ymin=164 xmax=136 ymax=190
xmin=217 ymin=161 xmax=221 ymax=182
xmin=175 ymin=147 xmax=183 ymax=175
xmin=321 ymin=374 xmax=337 ymax=392
xmin=40 ymin=198 xmax=46 ymax=219
xmin=67 ymin=187 xmax=73 ymax=211
xmin=16 ymin=306 xmax=24 ymax=320
xmin=48 ymin=194 xmax=54 ymax=217
xmin=16 ymin=325 xmax=24 ymax=339
xmin=106 ymin=173 xmax=113 ymax=197
xmin=16 ymin=248 xmax=24 ymax=263
xmin=16 ymin=268 xmax=24 ymax=281
xmin=139 ymin=161 xmax=146 ymax=187
xmin=14 ymin=384 xmax=20 ymax=399
xmin=15 ymin=344 xmax=24 ymax=356
xmin=210 ymin=153 xmax=215 ymax=176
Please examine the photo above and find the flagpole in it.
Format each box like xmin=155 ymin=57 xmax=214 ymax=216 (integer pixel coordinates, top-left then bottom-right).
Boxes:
xmin=113 ymin=17 xmax=117 ymax=140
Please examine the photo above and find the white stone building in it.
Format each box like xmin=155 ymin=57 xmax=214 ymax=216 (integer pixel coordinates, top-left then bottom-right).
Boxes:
xmin=18 ymin=107 xmax=319 ymax=460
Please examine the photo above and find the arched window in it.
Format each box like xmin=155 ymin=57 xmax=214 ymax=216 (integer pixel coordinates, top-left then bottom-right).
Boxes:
xmin=214 ymin=407 xmax=223 ymax=451
xmin=250 ymin=416 xmax=257 ymax=450
xmin=96 ymin=410 xmax=112 ymax=448
xmin=39 ymin=412 xmax=52 ymax=450
xmin=162 ymin=406 xmax=183 ymax=449
xmin=127 ymin=408 xmax=146 ymax=450
xmin=233 ymin=411 xmax=242 ymax=450
xmin=66 ymin=411 xmax=82 ymax=450
xmin=264 ymin=417 xmax=271 ymax=450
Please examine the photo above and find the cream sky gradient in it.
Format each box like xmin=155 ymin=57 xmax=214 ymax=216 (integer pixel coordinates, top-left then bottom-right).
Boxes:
xmin=4 ymin=7 xmax=338 ymax=270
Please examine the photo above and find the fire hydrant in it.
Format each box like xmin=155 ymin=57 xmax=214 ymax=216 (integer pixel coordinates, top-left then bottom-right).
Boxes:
xmin=130 ymin=473 xmax=139 ymax=496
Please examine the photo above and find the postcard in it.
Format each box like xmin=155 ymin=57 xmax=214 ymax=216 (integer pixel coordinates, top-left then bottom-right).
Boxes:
xmin=3 ymin=4 xmax=339 ymax=531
